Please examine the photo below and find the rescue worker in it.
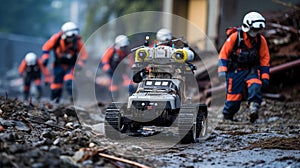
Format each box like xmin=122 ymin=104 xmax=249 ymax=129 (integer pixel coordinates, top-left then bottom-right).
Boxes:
xmin=41 ymin=21 xmax=88 ymax=103
xmin=218 ymin=11 xmax=270 ymax=123
xmin=101 ymin=35 xmax=133 ymax=100
xmin=154 ymin=28 xmax=172 ymax=45
xmin=18 ymin=52 xmax=51 ymax=101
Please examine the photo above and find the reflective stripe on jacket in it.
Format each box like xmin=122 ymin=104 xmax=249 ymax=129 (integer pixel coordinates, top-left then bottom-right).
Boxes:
xmin=218 ymin=31 xmax=270 ymax=80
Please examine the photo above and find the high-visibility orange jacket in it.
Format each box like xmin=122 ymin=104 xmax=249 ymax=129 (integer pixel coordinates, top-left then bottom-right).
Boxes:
xmin=41 ymin=32 xmax=88 ymax=67
xmin=101 ymin=47 xmax=133 ymax=72
xmin=218 ymin=31 xmax=270 ymax=80
xmin=18 ymin=58 xmax=52 ymax=83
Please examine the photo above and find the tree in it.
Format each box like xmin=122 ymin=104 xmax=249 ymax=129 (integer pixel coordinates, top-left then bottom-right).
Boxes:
xmin=0 ymin=0 xmax=64 ymax=38
xmin=82 ymin=0 xmax=162 ymax=39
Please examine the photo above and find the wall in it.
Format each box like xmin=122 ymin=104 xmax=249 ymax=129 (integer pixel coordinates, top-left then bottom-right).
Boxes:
xmin=0 ymin=34 xmax=45 ymax=75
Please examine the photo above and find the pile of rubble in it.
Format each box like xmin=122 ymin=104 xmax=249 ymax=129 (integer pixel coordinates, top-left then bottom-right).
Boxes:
xmin=0 ymin=96 xmax=151 ymax=168
xmin=263 ymin=9 xmax=300 ymax=65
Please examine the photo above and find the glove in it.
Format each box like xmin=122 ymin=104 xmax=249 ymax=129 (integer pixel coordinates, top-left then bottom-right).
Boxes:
xmin=102 ymin=64 xmax=113 ymax=76
xmin=43 ymin=60 xmax=48 ymax=67
xmin=133 ymin=69 xmax=146 ymax=83
xmin=45 ymin=82 xmax=50 ymax=87
xmin=105 ymin=68 xmax=113 ymax=77
xmin=262 ymin=79 xmax=269 ymax=89
xmin=218 ymin=72 xmax=227 ymax=82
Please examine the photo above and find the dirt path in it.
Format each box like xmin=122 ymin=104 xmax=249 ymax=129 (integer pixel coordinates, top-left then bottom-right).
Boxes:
xmin=91 ymin=99 xmax=300 ymax=167
xmin=1 ymin=96 xmax=300 ymax=167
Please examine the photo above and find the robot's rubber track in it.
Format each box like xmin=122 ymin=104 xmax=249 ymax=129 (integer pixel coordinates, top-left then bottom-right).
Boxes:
xmin=105 ymin=103 xmax=121 ymax=139
xmin=178 ymin=104 xmax=195 ymax=143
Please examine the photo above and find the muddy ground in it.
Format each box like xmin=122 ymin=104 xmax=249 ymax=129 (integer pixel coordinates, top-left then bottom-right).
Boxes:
xmin=0 ymin=92 xmax=300 ymax=168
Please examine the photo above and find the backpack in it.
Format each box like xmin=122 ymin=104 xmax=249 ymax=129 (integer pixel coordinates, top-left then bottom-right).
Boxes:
xmin=225 ymin=26 xmax=262 ymax=69
xmin=53 ymin=35 xmax=78 ymax=66
xmin=25 ymin=63 xmax=41 ymax=79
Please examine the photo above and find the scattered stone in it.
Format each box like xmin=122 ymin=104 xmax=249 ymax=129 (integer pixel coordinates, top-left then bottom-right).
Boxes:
xmin=53 ymin=138 xmax=60 ymax=145
xmin=268 ymin=116 xmax=280 ymax=122
xmin=72 ymin=150 xmax=85 ymax=162
xmin=88 ymin=142 xmax=95 ymax=148
xmin=14 ymin=121 xmax=30 ymax=132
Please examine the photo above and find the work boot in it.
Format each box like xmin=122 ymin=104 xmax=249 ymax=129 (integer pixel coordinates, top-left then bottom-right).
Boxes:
xmin=51 ymin=89 xmax=62 ymax=104
xmin=249 ymin=102 xmax=259 ymax=123
xmin=24 ymin=91 xmax=29 ymax=101
xmin=36 ymin=86 xmax=42 ymax=101
xmin=223 ymin=113 xmax=238 ymax=122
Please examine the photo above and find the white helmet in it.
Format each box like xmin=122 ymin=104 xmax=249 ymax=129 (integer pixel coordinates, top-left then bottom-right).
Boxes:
xmin=25 ymin=52 xmax=37 ymax=66
xmin=156 ymin=28 xmax=172 ymax=43
xmin=115 ymin=35 xmax=129 ymax=49
xmin=242 ymin=12 xmax=265 ymax=33
xmin=61 ymin=21 xmax=79 ymax=39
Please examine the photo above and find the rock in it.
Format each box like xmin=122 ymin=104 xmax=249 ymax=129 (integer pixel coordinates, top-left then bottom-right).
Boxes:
xmin=53 ymin=138 xmax=60 ymax=145
xmin=0 ymin=118 xmax=14 ymax=127
xmin=72 ymin=150 xmax=85 ymax=162
xmin=41 ymin=131 xmax=54 ymax=139
xmin=9 ymin=144 xmax=29 ymax=153
xmin=45 ymin=120 xmax=55 ymax=125
xmin=94 ymin=159 xmax=105 ymax=167
xmin=73 ymin=123 xmax=81 ymax=129
xmin=60 ymin=155 xmax=78 ymax=167
xmin=31 ymin=163 xmax=44 ymax=168
xmin=0 ymin=132 xmax=17 ymax=141
xmin=44 ymin=138 xmax=53 ymax=146
xmin=14 ymin=121 xmax=30 ymax=132
xmin=88 ymin=142 xmax=95 ymax=148
xmin=268 ymin=116 xmax=280 ymax=122
xmin=32 ymin=139 xmax=46 ymax=147
xmin=82 ymin=160 xmax=93 ymax=166
xmin=65 ymin=122 xmax=74 ymax=129
xmin=28 ymin=148 xmax=43 ymax=158
xmin=39 ymin=146 xmax=49 ymax=151
xmin=63 ymin=131 xmax=72 ymax=137
xmin=49 ymin=146 xmax=61 ymax=156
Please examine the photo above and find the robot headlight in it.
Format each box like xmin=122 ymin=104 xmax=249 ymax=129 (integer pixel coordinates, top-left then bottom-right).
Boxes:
xmin=173 ymin=49 xmax=187 ymax=63
xmin=135 ymin=48 xmax=149 ymax=62
xmin=138 ymin=51 xmax=147 ymax=59
xmin=175 ymin=52 xmax=184 ymax=59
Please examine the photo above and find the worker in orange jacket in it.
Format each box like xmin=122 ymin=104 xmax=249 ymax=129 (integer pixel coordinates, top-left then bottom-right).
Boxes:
xmin=19 ymin=52 xmax=51 ymax=100
xmin=41 ymin=22 xmax=88 ymax=103
xmin=152 ymin=28 xmax=172 ymax=46
xmin=218 ymin=12 xmax=270 ymax=123
xmin=101 ymin=35 xmax=133 ymax=100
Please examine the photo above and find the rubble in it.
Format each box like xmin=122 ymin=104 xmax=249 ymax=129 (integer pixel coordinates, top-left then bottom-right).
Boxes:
xmin=263 ymin=9 xmax=300 ymax=62
xmin=0 ymin=96 xmax=153 ymax=167
xmin=1 ymin=91 xmax=300 ymax=167
xmin=0 ymin=7 xmax=299 ymax=168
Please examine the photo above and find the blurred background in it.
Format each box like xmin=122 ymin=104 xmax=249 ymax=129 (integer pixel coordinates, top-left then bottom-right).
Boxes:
xmin=0 ymin=0 xmax=299 ymax=101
